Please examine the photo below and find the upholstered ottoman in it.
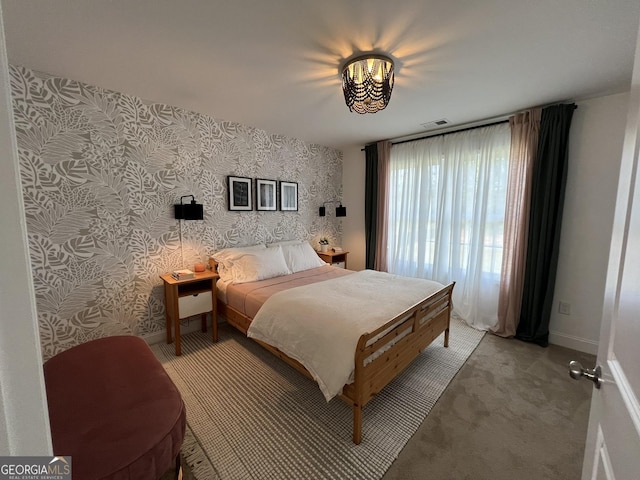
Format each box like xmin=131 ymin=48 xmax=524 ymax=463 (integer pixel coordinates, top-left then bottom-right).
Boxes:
xmin=44 ymin=336 xmax=186 ymax=480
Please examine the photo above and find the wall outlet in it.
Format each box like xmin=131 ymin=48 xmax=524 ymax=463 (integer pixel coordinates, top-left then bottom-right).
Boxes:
xmin=558 ymin=301 xmax=571 ymax=315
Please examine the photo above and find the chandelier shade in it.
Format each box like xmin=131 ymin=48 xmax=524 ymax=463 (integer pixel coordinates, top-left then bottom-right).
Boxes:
xmin=342 ymin=55 xmax=394 ymax=114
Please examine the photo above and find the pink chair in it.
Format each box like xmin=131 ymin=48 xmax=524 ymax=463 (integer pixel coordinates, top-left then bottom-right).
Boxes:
xmin=44 ymin=336 xmax=186 ymax=479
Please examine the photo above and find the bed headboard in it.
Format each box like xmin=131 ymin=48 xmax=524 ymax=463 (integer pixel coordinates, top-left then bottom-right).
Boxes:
xmin=208 ymin=257 xmax=219 ymax=272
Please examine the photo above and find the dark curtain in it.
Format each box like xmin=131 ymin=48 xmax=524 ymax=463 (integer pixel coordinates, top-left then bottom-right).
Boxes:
xmin=516 ymin=103 xmax=575 ymax=346
xmin=364 ymin=144 xmax=378 ymax=270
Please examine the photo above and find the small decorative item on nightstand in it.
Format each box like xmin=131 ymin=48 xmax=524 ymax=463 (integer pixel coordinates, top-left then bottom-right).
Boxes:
xmin=172 ymin=269 xmax=195 ymax=280
xmin=319 ymin=237 xmax=329 ymax=253
xmin=193 ymin=262 xmax=206 ymax=272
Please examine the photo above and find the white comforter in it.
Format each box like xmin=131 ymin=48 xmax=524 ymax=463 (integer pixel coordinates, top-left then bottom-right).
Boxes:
xmin=247 ymin=269 xmax=444 ymax=401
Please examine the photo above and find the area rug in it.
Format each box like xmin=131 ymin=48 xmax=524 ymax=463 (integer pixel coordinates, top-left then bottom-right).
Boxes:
xmin=151 ymin=316 xmax=484 ymax=480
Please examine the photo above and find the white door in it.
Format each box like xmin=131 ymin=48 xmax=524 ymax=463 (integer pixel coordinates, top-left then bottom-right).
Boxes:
xmin=577 ymin=23 xmax=640 ymax=480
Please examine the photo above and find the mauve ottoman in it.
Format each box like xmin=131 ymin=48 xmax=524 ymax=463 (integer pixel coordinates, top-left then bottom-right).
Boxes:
xmin=44 ymin=336 xmax=186 ymax=480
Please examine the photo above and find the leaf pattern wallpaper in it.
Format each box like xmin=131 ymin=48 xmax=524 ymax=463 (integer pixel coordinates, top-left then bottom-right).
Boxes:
xmin=9 ymin=65 xmax=344 ymax=360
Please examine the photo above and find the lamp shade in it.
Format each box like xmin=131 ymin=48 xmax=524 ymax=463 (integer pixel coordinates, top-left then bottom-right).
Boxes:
xmin=319 ymin=200 xmax=346 ymax=217
xmin=342 ymin=55 xmax=394 ymax=114
xmin=174 ymin=203 xmax=203 ymax=220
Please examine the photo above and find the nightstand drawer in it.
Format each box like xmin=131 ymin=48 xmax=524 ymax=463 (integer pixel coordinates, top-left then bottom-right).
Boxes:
xmin=178 ymin=291 xmax=212 ymax=319
xmin=333 ymin=261 xmax=346 ymax=269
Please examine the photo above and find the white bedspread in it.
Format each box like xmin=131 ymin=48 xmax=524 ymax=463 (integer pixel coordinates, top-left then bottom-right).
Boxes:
xmin=247 ymin=269 xmax=444 ymax=401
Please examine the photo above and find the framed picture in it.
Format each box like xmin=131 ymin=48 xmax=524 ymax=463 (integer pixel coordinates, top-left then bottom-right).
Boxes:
xmin=256 ymin=178 xmax=277 ymax=211
xmin=227 ymin=176 xmax=252 ymax=211
xmin=280 ymin=181 xmax=298 ymax=211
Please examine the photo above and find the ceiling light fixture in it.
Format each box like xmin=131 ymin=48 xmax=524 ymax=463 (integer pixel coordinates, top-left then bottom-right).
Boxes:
xmin=342 ymin=54 xmax=394 ymax=114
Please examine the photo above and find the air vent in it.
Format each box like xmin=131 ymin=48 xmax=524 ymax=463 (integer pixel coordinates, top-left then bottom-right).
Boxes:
xmin=420 ymin=118 xmax=450 ymax=130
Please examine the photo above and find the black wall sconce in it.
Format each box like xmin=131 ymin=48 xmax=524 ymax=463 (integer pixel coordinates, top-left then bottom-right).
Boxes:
xmin=319 ymin=200 xmax=347 ymax=217
xmin=174 ymin=195 xmax=204 ymax=220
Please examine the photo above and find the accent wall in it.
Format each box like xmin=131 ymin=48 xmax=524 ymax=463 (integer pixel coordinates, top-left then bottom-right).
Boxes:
xmin=9 ymin=65 xmax=343 ymax=360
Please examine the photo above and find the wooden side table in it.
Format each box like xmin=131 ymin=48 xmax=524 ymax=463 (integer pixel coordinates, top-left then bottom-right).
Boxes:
xmin=160 ymin=271 xmax=218 ymax=356
xmin=317 ymin=250 xmax=349 ymax=269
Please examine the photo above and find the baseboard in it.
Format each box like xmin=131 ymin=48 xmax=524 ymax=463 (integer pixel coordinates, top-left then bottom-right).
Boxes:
xmin=143 ymin=317 xmax=213 ymax=346
xmin=548 ymin=330 xmax=598 ymax=355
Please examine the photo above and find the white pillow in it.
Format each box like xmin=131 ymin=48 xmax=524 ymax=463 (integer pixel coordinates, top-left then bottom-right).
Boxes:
xmin=212 ymin=244 xmax=266 ymax=282
xmin=223 ymin=246 xmax=292 ymax=284
xmin=214 ymin=244 xmax=266 ymax=261
xmin=280 ymin=242 xmax=326 ymax=273
xmin=266 ymin=239 xmax=304 ymax=248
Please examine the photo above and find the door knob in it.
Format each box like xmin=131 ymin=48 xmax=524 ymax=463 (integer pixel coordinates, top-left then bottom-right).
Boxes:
xmin=569 ymin=361 xmax=602 ymax=389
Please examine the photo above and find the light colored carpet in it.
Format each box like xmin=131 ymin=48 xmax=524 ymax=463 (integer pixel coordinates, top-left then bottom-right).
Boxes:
xmin=382 ymin=333 xmax=596 ymax=480
xmin=152 ymin=316 xmax=484 ymax=480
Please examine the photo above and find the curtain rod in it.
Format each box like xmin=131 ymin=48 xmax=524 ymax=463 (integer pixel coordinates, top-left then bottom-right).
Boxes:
xmin=391 ymin=119 xmax=509 ymax=146
xmin=362 ymin=102 xmax=577 ymax=150
xmin=360 ymin=117 xmax=508 ymax=151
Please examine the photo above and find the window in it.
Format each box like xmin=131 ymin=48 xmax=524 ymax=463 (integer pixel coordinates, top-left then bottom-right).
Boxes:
xmin=386 ymin=124 xmax=511 ymax=330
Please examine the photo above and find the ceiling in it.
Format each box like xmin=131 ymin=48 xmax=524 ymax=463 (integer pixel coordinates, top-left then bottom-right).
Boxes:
xmin=3 ymin=0 xmax=639 ymax=149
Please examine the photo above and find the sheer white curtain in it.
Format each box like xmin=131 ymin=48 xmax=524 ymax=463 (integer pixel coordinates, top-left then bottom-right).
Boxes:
xmin=387 ymin=123 xmax=511 ymax=330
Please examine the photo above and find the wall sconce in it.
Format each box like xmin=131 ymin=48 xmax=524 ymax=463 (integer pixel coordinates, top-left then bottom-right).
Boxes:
xmin=319 ymin=200 xmax=346 ymax=217
xmin=174 ymin=195 xmax=203 ymax=220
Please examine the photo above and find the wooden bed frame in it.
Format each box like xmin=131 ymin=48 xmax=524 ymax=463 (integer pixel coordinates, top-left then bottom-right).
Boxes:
xmin=213 ymin=265 xmax=455 ymax=444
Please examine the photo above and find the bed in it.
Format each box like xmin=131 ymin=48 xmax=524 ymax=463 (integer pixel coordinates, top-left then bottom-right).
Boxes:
xmin=210 ymin=241 xmax=454 ymax=444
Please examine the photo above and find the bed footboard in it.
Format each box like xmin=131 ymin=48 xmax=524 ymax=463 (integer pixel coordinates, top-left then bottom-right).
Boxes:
xmin=218 ymin=280 xmax=455 ymax=445
xmin=342 ymin=282 xmax=454 ymax=444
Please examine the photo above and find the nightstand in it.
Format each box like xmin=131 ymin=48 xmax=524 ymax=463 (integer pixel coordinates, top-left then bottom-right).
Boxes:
xmin=317 ymin=250 xmax=349 ymax=269
xmin=160 ymin=270 xmax=218 ymax=356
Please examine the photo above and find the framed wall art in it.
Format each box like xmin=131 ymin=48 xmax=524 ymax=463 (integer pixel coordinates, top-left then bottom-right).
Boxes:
xmin=280 ymin=181 xmax=298 ymax=211
xmin=256 ymin=178 xmax=277 ymax=211
xmin=227 ymin=176 xmax=252 ymax=211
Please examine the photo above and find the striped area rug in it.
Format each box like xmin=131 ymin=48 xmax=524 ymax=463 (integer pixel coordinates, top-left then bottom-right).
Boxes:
xmin=151 ymin=316 xmax=484 ymax=480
